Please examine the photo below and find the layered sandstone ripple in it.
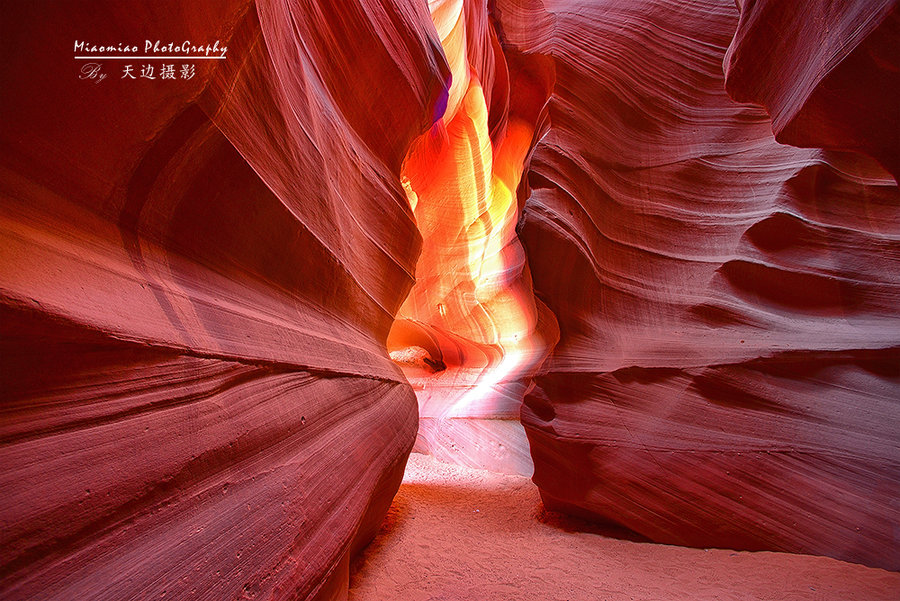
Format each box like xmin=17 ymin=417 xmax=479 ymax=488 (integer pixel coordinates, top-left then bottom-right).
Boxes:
xmin=495 ymin=0 xmax=900 ymax=570
xmin=1 ymin=0 xmax=898 ymax=599
xmin=1 ymin=0 xmax=446 ymax=599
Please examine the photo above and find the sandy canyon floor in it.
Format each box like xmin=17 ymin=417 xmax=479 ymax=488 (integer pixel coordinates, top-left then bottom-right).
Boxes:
xmin=349 ymin=453 xmax=899 ymax=601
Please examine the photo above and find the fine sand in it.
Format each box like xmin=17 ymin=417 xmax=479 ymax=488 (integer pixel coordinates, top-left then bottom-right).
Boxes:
xmin=349 ymin=453 xmax=899 ymax=601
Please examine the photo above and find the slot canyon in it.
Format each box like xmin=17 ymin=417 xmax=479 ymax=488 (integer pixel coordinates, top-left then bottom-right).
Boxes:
xmin=0 ymin=0 xmax=898 ymax=600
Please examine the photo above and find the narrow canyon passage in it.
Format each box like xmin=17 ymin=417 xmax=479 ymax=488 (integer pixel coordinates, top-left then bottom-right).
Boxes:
xmin=1 ymin=0 xmax=898 ymax=599
xmin=386 ymin=0 xmax=557 ymax=476
xmin=348 ymin=454 xmax=900 ymax=601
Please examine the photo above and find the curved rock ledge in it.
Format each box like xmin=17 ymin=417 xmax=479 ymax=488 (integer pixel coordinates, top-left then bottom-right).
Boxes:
xmin=2 ymin=0 xmax=898 ymax=597
xmin=1 ymin=1 xmax=445 ymax=598
xmin=495 ymin=0 xmax=900 ymax=570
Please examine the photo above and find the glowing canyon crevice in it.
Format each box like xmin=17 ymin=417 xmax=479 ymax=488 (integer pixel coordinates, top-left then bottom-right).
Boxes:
xmin=0 ymin=1 xmax=898 ymax=600
xmin=387 ymin=0 xmax=557 ymax=476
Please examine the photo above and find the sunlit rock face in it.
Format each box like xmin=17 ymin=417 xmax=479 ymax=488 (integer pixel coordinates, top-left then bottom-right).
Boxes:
xmin=386 ymin=0 xmax=558 ymax=475
xmin=0 ymin=1 xmax=446 ymax=599
xmin=496 ymin=0 xmax=900 ymax=570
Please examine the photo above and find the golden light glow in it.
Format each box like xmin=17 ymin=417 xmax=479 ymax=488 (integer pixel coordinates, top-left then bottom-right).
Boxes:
xmin=386 ymin=0 xmax=553 ymax=474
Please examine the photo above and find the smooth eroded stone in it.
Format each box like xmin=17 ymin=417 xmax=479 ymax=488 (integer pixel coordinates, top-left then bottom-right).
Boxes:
xmin=0 ymin=0 xmax=447 ymax=598
xmin=495 ymin=0 xmax=900 ymax=570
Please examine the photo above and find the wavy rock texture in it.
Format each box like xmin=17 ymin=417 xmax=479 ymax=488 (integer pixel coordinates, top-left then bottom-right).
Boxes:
xmin=494 ymin=0 xmax=900 ymax=570
xmin=725 ymin=0 xmax=900 ymax=180
xmin=0 ymin=1 xmax=446 ymax=599
xmin=3 ymin=1 xmax=899 ymax=598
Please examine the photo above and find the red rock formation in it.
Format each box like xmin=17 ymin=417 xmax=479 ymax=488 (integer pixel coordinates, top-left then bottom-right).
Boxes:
xmin=0 ymin=1 xmax=445 ymax=599
xmin=495 ymin=0 xmax=900 ymax=570
xmin=725 ymin=0 xmax=900 ymax=181
xmin=2 ymin=1 xmax=898 ymax=598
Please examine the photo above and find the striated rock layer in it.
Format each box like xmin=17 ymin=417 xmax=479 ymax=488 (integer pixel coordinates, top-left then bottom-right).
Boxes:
xmin=2 ymin=0 xmax=899 ymax=597
xmin=0 ymin=1 xmax=446 ymax=599
xmin=725 ymin=0 xmax=900 ymax=181
xmin=495 ymin=0 xmax=900 ymax=570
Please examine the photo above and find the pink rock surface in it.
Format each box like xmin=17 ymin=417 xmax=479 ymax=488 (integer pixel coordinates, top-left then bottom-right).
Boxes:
xmin=0 ymin=1 xmax=445 ymax=599
xmin=495 ymin=0 xmax=900 ymax=570
xmin=725 ymin=0 xmax=900 ymax=180
xmin=2 ymin=0 xmax=899 ymax=597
